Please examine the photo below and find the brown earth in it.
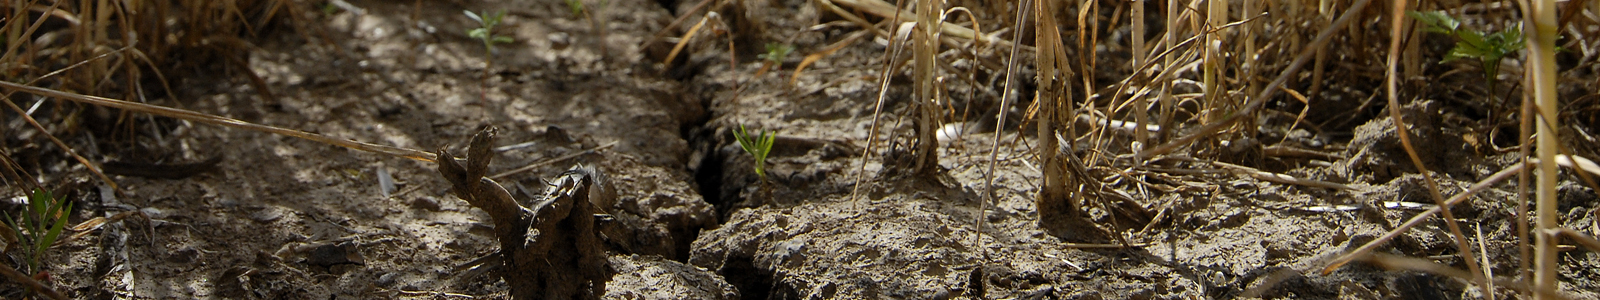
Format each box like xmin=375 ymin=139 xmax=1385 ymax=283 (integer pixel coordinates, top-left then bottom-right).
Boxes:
xmin=6 ymin=0 xmax=1600 ymax=299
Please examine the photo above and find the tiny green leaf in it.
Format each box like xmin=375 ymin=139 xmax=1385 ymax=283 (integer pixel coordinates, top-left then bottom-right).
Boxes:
xmin=733 ymin=124 xmax=777 ymax=183
xmin=1408 ymin=10 xmax=1459 ymax=34
xmin=758 ymin=43 xmax=794 ymax=64
xmin=37 ymin=202 xmax=69 ymax=255
xmin=566 ymin=0 xmax=586 ymax=16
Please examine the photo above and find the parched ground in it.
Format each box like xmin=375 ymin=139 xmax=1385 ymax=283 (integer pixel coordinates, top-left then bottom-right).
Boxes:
xmin=8 ymin=0 xmax=1600 ymax=299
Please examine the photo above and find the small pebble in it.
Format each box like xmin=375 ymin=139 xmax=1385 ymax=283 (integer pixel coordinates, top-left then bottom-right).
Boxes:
xmin=412 ymin=196 xmax=442 ymax=211
xmin=306 ymin=242 xmax=363 ymax=268
xmin=140 ymin=207 xmax=169 ymax=219
xmin=376 ymin=272 xmax=398 ymax=287
xmin=250 ymin=208 xmax=284 ymax=223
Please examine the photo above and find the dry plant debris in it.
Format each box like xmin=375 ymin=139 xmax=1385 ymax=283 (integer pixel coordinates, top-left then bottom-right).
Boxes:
xmin=0 ymin=0 xmax=1598 ymax=298
xmin=435 ymin=128 xmax=609 ymax=300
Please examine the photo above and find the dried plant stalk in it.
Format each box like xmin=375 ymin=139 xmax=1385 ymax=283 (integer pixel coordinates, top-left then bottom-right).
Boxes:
xmin=1383 ymin=0 xmax=1488 ymax=294
xmin=0 ymin=82 xmax=437 ymax=162
xmin=1522 ymin=0 xmax=1563 ymax=297
xmin=1131 ymin=0 xmax=1148 ymax=153
xmin=1202 ymin=0 xmax=1228 ymax=124
xmin=909 ymin=0 xmax=941 ymax=176
xmin=1139 ymin=0 xmax=1374 ymax=160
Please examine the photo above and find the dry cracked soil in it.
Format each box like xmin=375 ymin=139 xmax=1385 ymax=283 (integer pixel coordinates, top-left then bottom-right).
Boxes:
xmin=9 ymin=0 xmax=1600 ymax=299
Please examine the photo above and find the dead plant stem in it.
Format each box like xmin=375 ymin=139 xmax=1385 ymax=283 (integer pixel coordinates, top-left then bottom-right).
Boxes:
xmin=1323 ymin=162 xmax=1524 ymax=274
xmin=0 ymin=81 xmax=438 ymax=162
xmin=1137 ymin=0 xmax=1373 ymax=160
xmin=847 ymin=0 xmax=909 ymax=207
xmin=979 ymin=0 xmax=1031 ymax=274
xmin=1384 ymin=0 xmax=1487 ymax=293
xmin=1522 ymin=0 xmax=1562 ymax=297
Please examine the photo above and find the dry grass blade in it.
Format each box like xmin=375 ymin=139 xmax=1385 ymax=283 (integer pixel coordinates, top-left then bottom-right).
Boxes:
xmin=0 ymin=94 xmax=118 ymax=190
xmin=1322 ymin=162 xmax=1523 ymax=274
xmin=790 ymin=30 xmax=869 ymax=86
xmin=815 ymin=0 xmax=889 ymax=39
xmin=974 ymin=0 xmax=1032 ymax=278
xmin=1360 ymin=253 xmax=1570 ymax=300
xmin=0 ymin=260 xmax=65 ymax=300
xmin=1383 ymin=0 xmax=1486 ymax=292
xmin=846 ymin=0 xmax=910 ymax=206
xmin=1210 ymin=161 xmax=1354 ymax=190
xmin=490 ymin=142 xmax=618 ymax=180
xmin=1475 ymin=223 xmax=1495 ymax=300
xmin=1321 ymin=154 xmax=1600 ymax=276
xmin=1552 ymin=228 xmax=1600 ymax=252
xmin=641 ymin=0 xmax=716 ymax=50
xmin=662 ymin=12 xmax=715 ymax=68
xmin=0 ymin=81 xmax=438 ymax=162
xmin=1138 ymin=0 xmax=1375 ymax=160
xmin=828 ymin=0 xmax=1016 ymax=49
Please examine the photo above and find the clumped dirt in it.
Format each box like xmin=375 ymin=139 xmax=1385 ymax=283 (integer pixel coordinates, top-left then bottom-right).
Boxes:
xmin=5 ymin=0 xmax=1600 ymax=299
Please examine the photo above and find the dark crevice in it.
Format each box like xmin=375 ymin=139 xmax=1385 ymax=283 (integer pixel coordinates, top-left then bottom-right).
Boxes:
xmin=719 ymin=253 xmax=789 ymax=300
xmin=654 ymin=0 xmax=680 ymax=14
xmin=685 ymin=97 xmax=727 ymax=225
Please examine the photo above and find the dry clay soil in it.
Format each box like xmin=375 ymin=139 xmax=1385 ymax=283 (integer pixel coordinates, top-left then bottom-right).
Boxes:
xmin=27 ymin=0 xmax=1600 ymax=299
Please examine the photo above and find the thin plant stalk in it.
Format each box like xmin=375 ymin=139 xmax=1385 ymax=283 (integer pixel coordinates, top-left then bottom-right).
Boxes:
xmin=980 ymin=0 xmax=1033 ymax=274
xmin=910 ymin=0 xmax=941 ymax=175
xmin=1521 ymin=0 xmax=1562 ymax=297
xmin=1385 ymin=0 xmax=1488 ymax=294
xmin=0 ymin=81 xmax=437 ymax=162
xmin=1139 ymin=0 xmax=1373 ymax=160
xmin=1131 ymin=0 xmax=1148 ymax=153
xmin=847 ymin=0 xmax=909 ymax=207
xmin=1242 ymin=0 xmax=1258 ymax=100
xmin=1516 ymin=56 xmax=1535 ymax=300
xmin=1202 ymin=0 xmax=1226 ymax=123
xmin=1159 ymin=0 xmax=1178 ymax=142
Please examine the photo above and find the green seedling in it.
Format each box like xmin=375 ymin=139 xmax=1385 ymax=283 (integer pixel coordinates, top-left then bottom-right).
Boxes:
xmin=465 ymin=9 xmax=513 ymax=102
xmin=465 ymin=9 xmax=514 ymax=54
xmin=755 ymin=43 xmax=794 ymax=77
xmin=565 ymin=0 xmax=609 ymax=17
xmin=1408 ymin=10 xmax=1525 ymax=99
xmin=733 ymin=124 xmax=776 ymax=184
xmin=2 ymin=189 xmax=73 ymax=275
xmin=565 ymin=0 xmax=586 ymax=16
xmin=321 ymin=2 xmax=339 ymax=15
xmin=563 ymin=0 xmax=611 ymax=58
xmin=760 ymin=43 xmax=793 ymax=66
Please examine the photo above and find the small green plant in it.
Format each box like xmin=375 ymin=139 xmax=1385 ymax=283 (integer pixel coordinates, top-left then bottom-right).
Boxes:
xmin=320 ymin=2 xmax=339 ymax=15
xmin=465 ymin=9 xmax=513 ymax=102
xmin=565 ymin=0 xmax=586 ymax=16
xmin=1408 ymin=10 xmax=1525 ymax=97
xmin=760 ymin=43 xmax=793 ymax=66
xmin=755 ymin=42 xmax=795 ymax=76
xmin=464 ymin=9 xmax=514 ymax=55
xmin=562 ymin=0 xmax=611 ymax=58
xmin=733 ymin=124 xmax=776 ymax=183
xmin=2 ymin=189 xmax=73 ymax=275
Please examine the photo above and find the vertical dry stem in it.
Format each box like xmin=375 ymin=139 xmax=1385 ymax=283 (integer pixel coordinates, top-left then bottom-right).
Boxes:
xmin=1131 ymin=0 xmax=1148 ymax=153
xmin=1202 ymin=0 xmax=1227 ymax=123
xmin=1522 ymin=0 xmax=1562 ymax=297
xmin=1158 ymin=0 xmax=1178 ymax=142
xmin=1385 ymin=0 xmax=1487 ymax=295
xmin=979 ymin=0 xmax=1033 ymax=275
xmin=910 ymin=0 xmax=942 ymax=176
